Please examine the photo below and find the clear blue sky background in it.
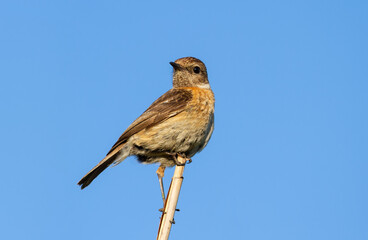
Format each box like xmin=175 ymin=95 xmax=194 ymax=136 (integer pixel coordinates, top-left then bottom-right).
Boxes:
xmin=0 ymin=1 xmax=367 ymax=239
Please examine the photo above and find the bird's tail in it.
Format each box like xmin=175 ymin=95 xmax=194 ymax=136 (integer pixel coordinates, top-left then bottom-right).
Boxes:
xmin=78 ymin=144 xmax=128 ymax=189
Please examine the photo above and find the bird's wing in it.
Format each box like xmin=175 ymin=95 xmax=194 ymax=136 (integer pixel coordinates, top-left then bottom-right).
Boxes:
xmin=106 ymin=88 xmax=193 ymax=155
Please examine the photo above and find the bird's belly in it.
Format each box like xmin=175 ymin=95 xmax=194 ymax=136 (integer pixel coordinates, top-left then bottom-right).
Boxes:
xmin=133 ymin=115 xmax=213 ymax=167
xmin=132 ymin=112 xmax=211 ymax=154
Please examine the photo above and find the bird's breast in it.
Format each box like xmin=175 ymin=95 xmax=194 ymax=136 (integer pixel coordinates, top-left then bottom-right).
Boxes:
xmin=178 ymin=87 xmax=215 ymax=155
xmin=131 ymin=87 xmax=215 ymax=157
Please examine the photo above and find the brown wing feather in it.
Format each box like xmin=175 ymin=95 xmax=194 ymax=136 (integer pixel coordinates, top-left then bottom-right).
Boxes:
xmin=106 ymin=88 xmax=193 ymax=155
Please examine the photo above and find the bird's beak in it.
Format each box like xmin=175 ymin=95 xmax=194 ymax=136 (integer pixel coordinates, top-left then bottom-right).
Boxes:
xmin=170 ymin=62 xmax=183 ymax=71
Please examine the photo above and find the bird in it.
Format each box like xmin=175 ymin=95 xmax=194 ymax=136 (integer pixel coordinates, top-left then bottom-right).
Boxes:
xmin=78 ymin=57 xmax=215 ymax=204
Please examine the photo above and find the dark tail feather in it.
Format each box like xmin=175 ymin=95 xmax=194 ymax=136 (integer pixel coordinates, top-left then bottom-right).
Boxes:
xmin=78 ymin=149 xmax=121 ymax=189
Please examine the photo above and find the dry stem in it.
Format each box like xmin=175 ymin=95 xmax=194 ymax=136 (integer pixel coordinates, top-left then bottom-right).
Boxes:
xmin=156 ymin=156 xmax=186 ymax=240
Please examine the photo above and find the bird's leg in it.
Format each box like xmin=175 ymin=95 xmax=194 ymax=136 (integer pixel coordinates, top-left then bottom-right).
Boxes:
xmin=156 ymin=165 xmax=166 ymax=209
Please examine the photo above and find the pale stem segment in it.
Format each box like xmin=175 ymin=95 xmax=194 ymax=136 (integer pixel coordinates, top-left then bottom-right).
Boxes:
xmin=157 ymin=156 xmax=187 ymax=240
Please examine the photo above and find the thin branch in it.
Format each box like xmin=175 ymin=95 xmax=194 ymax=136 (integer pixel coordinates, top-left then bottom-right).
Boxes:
xmin=157 ymin=156 xmax=186 ymax=240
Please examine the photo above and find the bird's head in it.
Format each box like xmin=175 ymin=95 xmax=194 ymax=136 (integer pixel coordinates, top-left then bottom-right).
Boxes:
xmin=170 ymin=57 xmax=210 ymax=89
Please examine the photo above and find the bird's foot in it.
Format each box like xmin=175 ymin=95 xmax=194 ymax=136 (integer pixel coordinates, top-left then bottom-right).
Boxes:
xmin=169 ymin=153 xmax=191 ymax=166
xmin=173 ymin=154 xmax=188 ymax=166
xmin=174 ymin=158 xmax=186 ymax=166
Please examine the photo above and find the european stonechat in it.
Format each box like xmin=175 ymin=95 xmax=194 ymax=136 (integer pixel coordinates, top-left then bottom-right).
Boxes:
xmin=78 ymin=57 xmax=215 ymax=202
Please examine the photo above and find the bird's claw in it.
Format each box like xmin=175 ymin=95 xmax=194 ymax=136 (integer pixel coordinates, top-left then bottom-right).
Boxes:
xmin=170 ymin=153 xmax=191 ymax=166
xmin=175 ymin=161 xmax=186 ymax=166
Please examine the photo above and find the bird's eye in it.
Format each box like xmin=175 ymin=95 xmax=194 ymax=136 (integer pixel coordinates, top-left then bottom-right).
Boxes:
xmin=193 ymin=66 xmax=201 ymax=74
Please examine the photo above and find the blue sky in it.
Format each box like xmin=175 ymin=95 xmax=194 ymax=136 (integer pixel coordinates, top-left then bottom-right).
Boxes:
xmin=0 ymin=1 xmax=367 ymax=239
